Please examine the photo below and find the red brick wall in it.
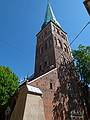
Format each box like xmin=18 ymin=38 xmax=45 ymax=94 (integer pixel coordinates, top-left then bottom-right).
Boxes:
xmin=28 ymin=68 xmax=59 ymax=120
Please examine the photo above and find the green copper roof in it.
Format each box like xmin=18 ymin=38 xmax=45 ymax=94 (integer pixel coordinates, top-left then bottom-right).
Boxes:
xmin=42 ymin=1 xmax=61 ymax=29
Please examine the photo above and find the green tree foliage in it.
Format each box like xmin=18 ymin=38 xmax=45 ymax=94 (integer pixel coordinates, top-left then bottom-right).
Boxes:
xmin=0 ymin=66 xmax=19 ymax=106
xmin=0 ymin=66 xmax=19 ymax=120
xmin=73 ymin=45 xmax=90 ymax=84
xmin=73 ymin=45 xmax=90 ymax=117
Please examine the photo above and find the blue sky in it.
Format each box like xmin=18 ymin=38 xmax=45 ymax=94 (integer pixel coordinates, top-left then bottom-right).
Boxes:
xmin=0 ymin=0 xmax=90 ymax=79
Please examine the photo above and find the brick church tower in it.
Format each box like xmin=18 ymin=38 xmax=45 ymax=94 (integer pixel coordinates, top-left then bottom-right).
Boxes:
xmin=34 ymin=1 xmax=72 ymax=78
xmin=28 ymin=1 xmax=86 ymax=120
xmin=10 ymin=1 xmax=88 ymax=120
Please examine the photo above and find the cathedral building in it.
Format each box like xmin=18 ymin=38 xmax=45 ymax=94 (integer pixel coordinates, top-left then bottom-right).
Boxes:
xmin=9 ymin=1 xmax=88 ymax=120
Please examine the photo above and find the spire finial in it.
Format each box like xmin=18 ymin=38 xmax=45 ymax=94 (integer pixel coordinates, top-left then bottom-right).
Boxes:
xmin=47 ymin=0 xmax=50 ymax=5
xmin=48 ymin=0 xmax=50 ymax=3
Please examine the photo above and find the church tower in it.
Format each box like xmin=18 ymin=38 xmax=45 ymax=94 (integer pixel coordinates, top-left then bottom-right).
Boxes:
xmin=30 ymin=1 xmax=86 ymax=120
xmin=34 ymin=1 xmax=72 ymax=78
xmin=9 ymin=1 xmax=88 ymax=120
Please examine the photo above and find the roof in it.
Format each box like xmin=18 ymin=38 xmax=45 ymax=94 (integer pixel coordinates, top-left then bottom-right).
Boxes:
xmin=28 ymin=68 xmax=57 ymax=84
xmin=26 ymin=85 xmax=42 ymax=95
xmin=42 ymin=1 xmax=61 ymax=29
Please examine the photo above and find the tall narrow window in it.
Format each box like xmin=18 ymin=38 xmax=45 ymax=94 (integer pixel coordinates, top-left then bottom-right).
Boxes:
xmin=64 ymin=43 xmax=68 ymax=53
xmin=57 ymin=39 xmax=63 ymax=49
xmin=40 ymin=46 xmax=43 ymax=54
xmin=44 ymin=61 xmax=48 ymax=67
xmin=54 ymin=37 xmax=57 ymax=45
xmin=45 ymin=40 xmax=50 ymax=49
xmin=56 ymin=28 xmax=60 ymax=35
xmin=59 ymin=40 xmax=63 ymax=49
xmin=61 ymin=32 xmax=67 ymax=40
xmin=50 ymin=83 xmax=53 ymax=89
xmin=57 ymin=39 xmax=60 ymax=47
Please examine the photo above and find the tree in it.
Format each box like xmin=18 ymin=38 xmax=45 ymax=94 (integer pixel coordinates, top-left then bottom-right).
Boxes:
xmin=72 ymin=45 xmax=90 ymax=117
xmin=72 ymin=45 xmax=90 ymax=84
xmin=0 ymin=66 xmax=19 ymax=119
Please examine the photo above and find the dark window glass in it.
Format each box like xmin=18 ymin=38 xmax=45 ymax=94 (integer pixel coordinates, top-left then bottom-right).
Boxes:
xmin=44 ymin=61 xmax=47 ymax=67
xmin=39 ymin=65 xmax=42 ymax=71
xmin=40 ymin=65 xmax=42 ymax=70
xmin=45 ymin=40 xmax=50 ymax=49
xmin=57 ymin=29 xmax=60 ymax=35
xmin=57 ymin=39 xmax=63 ymax=49
xmin=63 ymin=57 xmax=66 ymax=62
xmin=54 ymin=37 xmax=57 ymax=45
xmin=61 ymin=32 xmax=67 ymax=40
xmin=50 ymin=83 xmax=53 ymax=89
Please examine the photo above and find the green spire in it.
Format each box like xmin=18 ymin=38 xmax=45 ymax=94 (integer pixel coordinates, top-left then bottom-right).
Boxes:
xmin=42 ymin=0 xmax=60 ymax=29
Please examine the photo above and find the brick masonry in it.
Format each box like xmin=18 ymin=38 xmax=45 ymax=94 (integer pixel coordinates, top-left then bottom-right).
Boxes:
xmin=10 ymin=20 xmax=88 ymax=120
xmin=29 ymin=68 xmax=60 ymax=120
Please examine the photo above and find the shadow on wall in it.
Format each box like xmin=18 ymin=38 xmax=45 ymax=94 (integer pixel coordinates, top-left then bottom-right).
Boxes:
xmin=53 ymin=61 xmax=89 ymax=120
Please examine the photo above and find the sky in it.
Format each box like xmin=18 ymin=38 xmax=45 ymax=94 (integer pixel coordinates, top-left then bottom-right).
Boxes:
xmin=0 ymin=0 xmax=90 ymax=80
